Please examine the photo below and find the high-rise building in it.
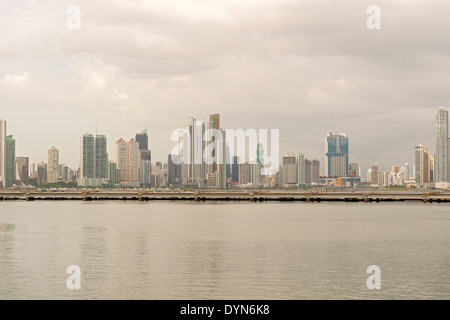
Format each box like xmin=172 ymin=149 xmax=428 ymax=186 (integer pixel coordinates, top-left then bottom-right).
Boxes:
xmin=392 ymin=165 xmax=400 ymax=174
xmin=367 ymin=168 xmax=372 ymax=183
xmin=348 ymin=163 xmax=360 ymax=177
xmin=207 ymin=114 xmax=220 ymax=174
xmin=405 ymin=162 xmax=411 ymax=180
xmin=250 ymin=162 xmax=261 ymax=187
xmin=325 ymin=133 xmax=349 ymax=177
xmin=305 ymin=159 xmax=321 ymax=185
xmin=47 ymin=147 xmax=59 ymax=184
xmin=168 ymin=154 xmax=182 ymax=187
xmin=282 ymin=153 xmax=305 ymax=186
xmin=371 ymin=163 xmax=379 ymax=185
xmin=415 ymin=144 xmax=431 ymax=184
xmin=135 ymin=129 xmax=148 ymax=151
xmin=108 ymin=161 xmax=120 ymax=185
xmin=231 ymin=156 xmax=239 ymax=183
xmin=127 ymin=139 xmax=140 ymax=184
xmin=282 ymin=154 xmax=298 ymax=186
xmin=115 ymin=138 xmax=140 ymax=186
xmin=116 ymin=138 xmax=127 ymax=182
xmin=37 ymin=162 xmax=47 ymax=185
xmin=238 ymin=161 xmax=251 ymax=185
xmin=5 ymin=135 xmax=15 ymax=188
xmin=216 ymin=129 xmax=227 ymax=188
xmin=58 ymin=164 xmax=69 ymax=183
xmin=435 ymin=107 xmax=448 ymax=183
xmin=181 ymin=117 xmax=206 ymax=185
xmin=0 ymin=118 xmax=6 ymax=188
xmin=311 ymin=159 xmax=320 ymax=184
xmin=81 ymin=133 xmax=94 ymax=179
xmin=95 ymin=134 xmax=108 ymax=180
xmin=79 ymin=133 xmax=108 ymax=187
xmin=140 ymin=159 xmax=152 ymax=187
xmin=16 ymin=157 xmax=29 ymax=185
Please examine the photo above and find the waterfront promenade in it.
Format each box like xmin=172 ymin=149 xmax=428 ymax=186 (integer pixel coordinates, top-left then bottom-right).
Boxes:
xmin=1 ymin=190 xmax=450 ymax=203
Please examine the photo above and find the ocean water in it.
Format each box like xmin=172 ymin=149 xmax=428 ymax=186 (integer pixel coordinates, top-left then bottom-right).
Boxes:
xmin=1 ymin=201 xmax=450 ymax=299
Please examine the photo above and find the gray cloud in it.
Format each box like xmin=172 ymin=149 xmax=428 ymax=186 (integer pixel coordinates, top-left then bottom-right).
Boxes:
xmin=0 ymin=0 xmax=449 ymax=175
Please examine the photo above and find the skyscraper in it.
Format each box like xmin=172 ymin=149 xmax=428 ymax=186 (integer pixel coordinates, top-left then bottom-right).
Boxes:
xmin=371 ymin=163 xmax=379 ymax=185
xmin=79 ymin=133 xmax=109 ymax=186
xmin=435 ymin=107 xmax=448 ymax=183
xmin=115 ymin=138 xmax=140 ymax=186
xmin=415 ymin=144 xmax=431 ymax=184
xmin=47 ymin=147 xmax=59 ymax=183
xmin=0 ymin=118 xmax=5 ymax=188
xmin=127 ymin=139 xmax=140 ymax=184
xmin=207 ymin=114 xmax=220 ymax=174
xmin=5 ymin=135 xmax=15 ymax=188
xmin=282 ymin=153 xmax=305 ymax=186
xmin=95 ymin=134 xmax=108 ymax=179
xmin=405 ymin=162 xmax=411 ymax=180
xmin=81 ymin=133 xmax=95 ymax=179
xmin=231 ymin=156 xmax=239 ymax=183
xmin=116 ymin=138 xmax=128 ymax=182
xmin=37 ymin=162 xmax=47 ymax=185
xmin=16 ymin=157 xmax=29 ymax=185
xmin=305 ymin=159 xmax=321 ymax=185
xmin=181 ymin=117 xmax=206 ymax=185
xmin=325 ymin=133 xmax=349 ymax=177
xmin=135 ymin=129 xmax=148 ymax=151
xmin=168 ymin=154 xmax=182 ymax=187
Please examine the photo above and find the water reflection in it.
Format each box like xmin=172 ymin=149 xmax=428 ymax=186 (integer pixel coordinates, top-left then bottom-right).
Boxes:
xmin=0 ymin=202 xmax=450 ymax=299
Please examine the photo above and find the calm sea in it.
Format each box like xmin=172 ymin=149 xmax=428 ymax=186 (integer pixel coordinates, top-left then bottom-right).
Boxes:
xmin=1 ymin=201 xmax=450 ymax=299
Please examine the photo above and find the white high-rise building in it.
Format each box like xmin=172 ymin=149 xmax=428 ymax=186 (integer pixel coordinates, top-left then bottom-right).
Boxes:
xmin=435 ymin=107 xmax=449 ymax=183
xmin=0 ymin=118 xmax=5 ymax=188
xmin=47 ymin=147 xmax=59 ymax=183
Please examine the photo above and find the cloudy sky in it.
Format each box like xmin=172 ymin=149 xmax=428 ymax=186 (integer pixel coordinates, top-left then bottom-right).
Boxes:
xmin=1 ymin=0 xmax=449 ymax=175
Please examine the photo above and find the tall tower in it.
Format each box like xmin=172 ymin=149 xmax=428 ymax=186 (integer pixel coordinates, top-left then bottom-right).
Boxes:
xmin=325 ymin=133 xmax=349 ymax=177
xmin=79 ymin=133 xmax=108 ymax=186
xmin=0 ymin=118 xmax=6 ymax=188
xmin=95 ymin=134 xmax=108 ymax=179
xmin=127 ymin=139 xmax=140 ymax=184
xmin=47 ymin=146 xmax=59 ymax=183
xmin=135 ymin=129 xmax=148 ymax=151
xmin=371 ymin=163 xmax=379 ymax=185
xmin=435 ymin=107 xmax=448 ymax=183
xmin=5 ymin=135 xmax=15 ymax=188
xmin=415 ymin=144 xmax=431 ymax=184
xmin=81 ymin=133 xmax=95 ymax=179
xmin=115 ymin=138 xmax=140 ymax=185
xmin=116 ymin=138 xmax=128 ymax=182
xmin=16 ymin=157 xmax=29 ymax=185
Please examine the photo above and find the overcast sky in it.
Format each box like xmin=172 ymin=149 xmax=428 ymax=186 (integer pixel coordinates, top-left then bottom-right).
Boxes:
xmin=1 ymin=0 xmax=449 ymax=175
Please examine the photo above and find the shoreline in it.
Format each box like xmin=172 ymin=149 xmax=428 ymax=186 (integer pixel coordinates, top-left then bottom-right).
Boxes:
xmin=1 ymin=190 xmax=450 ymax=203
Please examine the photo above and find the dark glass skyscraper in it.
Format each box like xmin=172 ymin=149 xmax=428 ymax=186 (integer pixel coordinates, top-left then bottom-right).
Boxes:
xmin=232 ymin=156 xmax=239 ymax=183
xmin=136 ymin=129 xmax=148 ymax=150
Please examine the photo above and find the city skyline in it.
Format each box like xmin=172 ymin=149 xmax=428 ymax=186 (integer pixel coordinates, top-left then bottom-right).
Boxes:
xmin=0 ymin=106 xmax=449 ymax=189
xmin=2 ymin=1 xmax=450 ymax=174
